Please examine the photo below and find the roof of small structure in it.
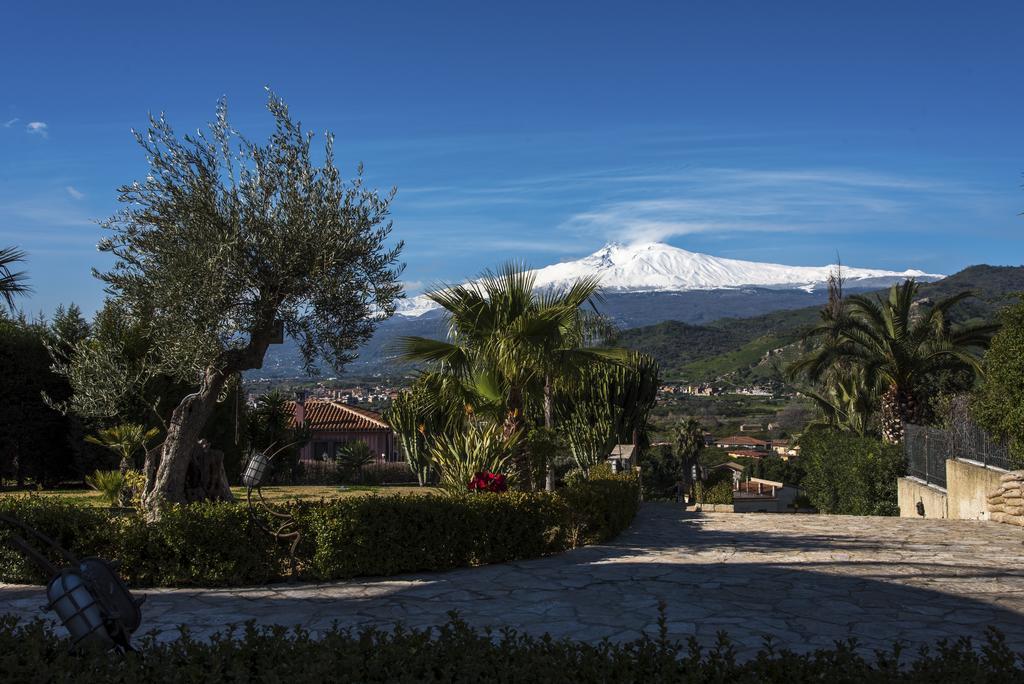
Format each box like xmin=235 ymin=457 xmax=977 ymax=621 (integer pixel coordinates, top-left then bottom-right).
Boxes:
xmin=715 ymin=435 xmax=768 ymax=447
xmin=287 ymin=400 xmax=391 ymax=432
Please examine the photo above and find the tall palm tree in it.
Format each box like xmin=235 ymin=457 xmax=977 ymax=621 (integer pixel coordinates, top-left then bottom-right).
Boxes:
xmin=397 ymin=263 xmax=619 ymax=490
xmin=0 ymin=246 xmax=31 ymax=311
xmin=790 ymin=280 xmax=998 ymax=443
xmin=675 ymin=418 xmax=705 ymax=498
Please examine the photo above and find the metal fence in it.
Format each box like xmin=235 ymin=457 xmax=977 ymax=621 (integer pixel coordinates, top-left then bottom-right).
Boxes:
xmin=904 ymin=421 xmax=1016 ymax=489
xmin=904 ymin=425 xmax=950 ymax=488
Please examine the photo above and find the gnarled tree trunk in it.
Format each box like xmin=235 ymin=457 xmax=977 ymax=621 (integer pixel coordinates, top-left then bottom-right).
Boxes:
xmin=141 ymin=368 xmax=233 ymax=519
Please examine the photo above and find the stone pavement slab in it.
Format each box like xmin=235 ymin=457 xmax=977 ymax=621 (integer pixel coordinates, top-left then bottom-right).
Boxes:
xmin=4 ymin=504 xmax=1024 ymax=659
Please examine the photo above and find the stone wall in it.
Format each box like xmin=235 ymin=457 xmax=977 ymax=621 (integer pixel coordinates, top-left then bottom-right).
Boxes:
xmin=946 ymin=459 xmax=1006 ymax=521
xmin=987 ymin=471 xmax=1024 ymax=527
xmin=897 ymin=477 xmax=948 ymax=518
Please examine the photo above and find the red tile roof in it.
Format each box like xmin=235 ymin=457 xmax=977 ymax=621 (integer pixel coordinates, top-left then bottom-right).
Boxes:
xmin=716 ymin=436 xmax=768 ymax=447
xmin=287 ymin=400 xmax=391 ymax=432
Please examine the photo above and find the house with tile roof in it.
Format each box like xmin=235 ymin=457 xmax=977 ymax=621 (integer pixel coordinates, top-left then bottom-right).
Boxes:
xmin=714 ymin=435 xmax=769 ymax=450
xmin=287 ymin=398 xmax=396 ymax=463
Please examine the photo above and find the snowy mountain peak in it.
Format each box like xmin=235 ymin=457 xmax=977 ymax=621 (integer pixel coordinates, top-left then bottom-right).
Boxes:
xmin=396 ymin=242 xmax=943 ymax=317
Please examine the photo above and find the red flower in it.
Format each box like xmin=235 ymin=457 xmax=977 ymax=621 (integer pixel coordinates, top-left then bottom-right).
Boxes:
xmin=469 ymin=471 xmax=507 ymax=493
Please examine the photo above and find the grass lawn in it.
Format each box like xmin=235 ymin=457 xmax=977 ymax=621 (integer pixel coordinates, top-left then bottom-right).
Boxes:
xmin=0 ymin=484 xmax=438 ymax=507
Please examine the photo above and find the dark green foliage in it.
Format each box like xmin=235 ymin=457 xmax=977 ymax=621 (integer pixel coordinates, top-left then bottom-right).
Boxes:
xmin=299 ymin=492 xmax=568 ymax=579
xmin=640 ymin=444 xmax=682 ymax=499
xmin=972 ymin=296 xmax=1024 ymax=459
xmin=0 ymin=474 xmax=638 ymax=587
xmin=614 ymin=320 xmax=746 ymax=378
xmin=699 ymin=479 xmax=734 ymax=505
xmin=799 ymin=430 xmax=904 ymax=515
xmin=0 ymin=497 xmax=282 ymax=587
xmin=0 ymin=316 xmax=80 ymax=486
xmin=748 ymin=456 xmax=806 ymax=487
xmin=1 ymin=614 xmax=1020 ymax=683
xmin=695 ymin=466 xmax=735 ymax=505
xmin=247 ymin=391 xmax=308 ymax=483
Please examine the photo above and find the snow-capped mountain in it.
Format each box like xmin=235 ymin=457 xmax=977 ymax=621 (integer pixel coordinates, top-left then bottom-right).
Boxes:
xmin=397 ymin=242 xmax=943 ymax=318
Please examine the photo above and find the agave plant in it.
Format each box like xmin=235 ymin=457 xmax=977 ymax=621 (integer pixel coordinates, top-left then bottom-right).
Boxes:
xmin=428 ymin=420 xmax=522 ymax=493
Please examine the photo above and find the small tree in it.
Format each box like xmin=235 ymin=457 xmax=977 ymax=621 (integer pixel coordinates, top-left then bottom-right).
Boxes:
xmin=85 ymin=423 xmax=160 ymax=473
xmin=972 ymin=296 xmax=1024 ymax=460
xmin=56 ymin=92 xmax=403 ymax=518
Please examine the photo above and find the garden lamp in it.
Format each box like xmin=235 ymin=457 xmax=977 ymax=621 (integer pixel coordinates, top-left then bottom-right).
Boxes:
xmin=0 ymin=513 xmax=144 ymax=652
xmin=243 ymin=443 xmax=302 ymax=577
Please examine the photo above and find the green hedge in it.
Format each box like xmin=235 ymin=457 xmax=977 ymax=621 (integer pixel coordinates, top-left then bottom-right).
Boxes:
xmin=799 ymin=430 xmax=904 ymax=516
xmin=1 ymin=614 xmax=1020 ymax=683
xmin=0 ymin=473 xmax=639 ymax=587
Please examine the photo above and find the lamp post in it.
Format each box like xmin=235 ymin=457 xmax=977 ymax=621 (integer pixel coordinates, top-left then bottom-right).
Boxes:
xmin=243 ymin=443 xmax=302 ymax=578
xmin=0 ymin=513 xmax=144 ymax=652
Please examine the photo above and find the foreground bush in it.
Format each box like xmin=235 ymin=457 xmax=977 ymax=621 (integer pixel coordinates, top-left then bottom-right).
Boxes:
xmin=799 ymin=430 xmax=904 ymax=516
xmin=0 ymin=615 xmax=1020 ymax=683
xmin=0 ymin=473 xmax=639 ymax=587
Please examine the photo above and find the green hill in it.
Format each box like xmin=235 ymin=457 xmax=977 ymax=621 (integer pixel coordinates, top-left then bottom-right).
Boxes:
xmin=617 ymin=264 xmax=1024 ymax=384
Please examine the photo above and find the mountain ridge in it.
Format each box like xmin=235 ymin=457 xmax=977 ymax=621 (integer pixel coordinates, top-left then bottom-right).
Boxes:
xmin=397 ymin=241 xmax=943 ymax=317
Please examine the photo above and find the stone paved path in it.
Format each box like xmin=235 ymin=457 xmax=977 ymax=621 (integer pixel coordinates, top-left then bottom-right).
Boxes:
xmin=4 ymin=504 xmax=1024 ymax=658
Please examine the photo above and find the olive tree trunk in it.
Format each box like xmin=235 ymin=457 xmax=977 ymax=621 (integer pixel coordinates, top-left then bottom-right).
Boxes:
xmin=141 ymin=368 xmax=232 ymax=519
xmin=141 ymin=327 xmax=274 ymax=520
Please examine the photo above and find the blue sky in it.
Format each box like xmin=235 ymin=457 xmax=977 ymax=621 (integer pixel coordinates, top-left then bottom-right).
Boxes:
xmin=2 ymin=1 xmax=1022 ymax=316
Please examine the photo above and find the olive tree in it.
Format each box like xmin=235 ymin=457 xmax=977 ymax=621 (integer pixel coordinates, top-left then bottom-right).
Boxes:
xmin=59 ymin=91 xmax=403 ymax=518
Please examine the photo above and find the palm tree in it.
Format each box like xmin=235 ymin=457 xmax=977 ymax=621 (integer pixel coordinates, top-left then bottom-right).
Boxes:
xmin=0 ymin=246 xmax=31 ymax=311
xmin=674 ymin=418 xmax=705 ymax=499
xmin=801 ymin=368 xmax=879 ymax=436
xmin=397 ymin=263 xmax=619 ymax=490
xmin=85 ymin=423 xmax=161 ymax=473
xmin=790 ymin=280 xmax=998 ymax=443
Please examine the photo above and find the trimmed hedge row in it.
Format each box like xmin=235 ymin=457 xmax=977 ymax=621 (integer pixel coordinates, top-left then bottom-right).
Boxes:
xmin=0 ymin=473 xmax=639 ymax=587
xmin=1 ymin=614 xmax=1020 ymax=683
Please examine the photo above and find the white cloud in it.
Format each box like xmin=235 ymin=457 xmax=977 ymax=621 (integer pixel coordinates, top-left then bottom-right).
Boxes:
xmin=557 ymin=166 xmax=976 ymax=244
xmin=25 ymin=121 xmax=48 ymax=137
xmin=3 ymin=118 xmax=18 ymax=128
xmin=65 ymin=186 xmax=85 ymax=200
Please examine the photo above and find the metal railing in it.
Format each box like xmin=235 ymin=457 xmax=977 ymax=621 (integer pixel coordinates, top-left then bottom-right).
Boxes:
xmin=904 ymin=425 xmax=949 ymax=488
xmin=904 ymin=421 xmax=1017 ymax=490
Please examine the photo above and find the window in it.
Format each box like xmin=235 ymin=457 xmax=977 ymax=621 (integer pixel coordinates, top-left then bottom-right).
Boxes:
xmin=313 ymin=441 xmax=330 ymax=462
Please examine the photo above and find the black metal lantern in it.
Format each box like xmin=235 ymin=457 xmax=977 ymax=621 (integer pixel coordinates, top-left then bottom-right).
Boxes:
xmin=0 ymin=513 xmax=144 ymax=652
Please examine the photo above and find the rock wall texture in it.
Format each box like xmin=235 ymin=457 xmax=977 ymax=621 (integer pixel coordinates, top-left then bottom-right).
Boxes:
xmin=987 ymin=471 xmax=1024 ymax=526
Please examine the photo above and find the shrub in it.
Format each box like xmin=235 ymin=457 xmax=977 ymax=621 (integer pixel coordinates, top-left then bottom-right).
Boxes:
xmin=699 ymin=480 xmax=733 ymax=505
xmin=0 ymin=615 xmax=1020 ymax=683
xmin=0 ymin=474 xmax=639 ymax=587
xmin=799 ymin=429 xmax=904 ymax=516
xmin=84 ymin=470 xmax=127 ymax=507
xmin=559 ymin=470 xmax=640 ymax=546
xmin=0 ymin=496 xmax=284 ymax=586
xmin=429 ymin=421 xmax=521 ymax=493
